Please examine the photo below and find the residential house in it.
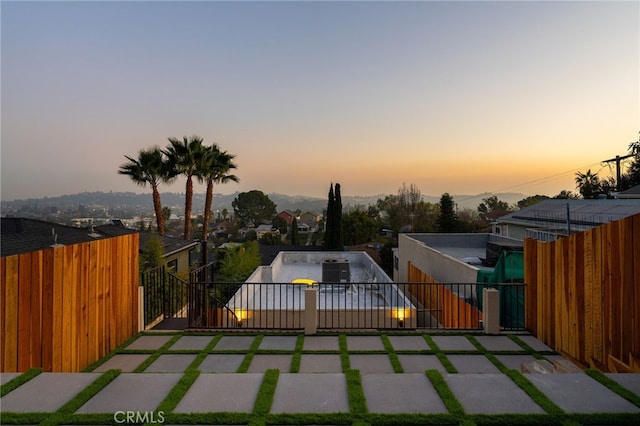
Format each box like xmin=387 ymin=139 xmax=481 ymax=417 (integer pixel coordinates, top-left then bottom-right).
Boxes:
xmin=255 ymin=223 xmax=278 ymax=240
xmin=277 ymin=210 xmax=296 ymax=226
xmin=299 ymin=212 xmax=320 ymax=233
xmin=493 ymin=198 xmax=640 ymax=241
xmin=613 ymin=184 xmax=640 ymax=199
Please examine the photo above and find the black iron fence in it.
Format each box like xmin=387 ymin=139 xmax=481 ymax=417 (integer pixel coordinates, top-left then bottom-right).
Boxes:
xmin=185 ymin=281 xmax=525 ymax=331
xmin=140 ymin=265 xmax=191 ymax=327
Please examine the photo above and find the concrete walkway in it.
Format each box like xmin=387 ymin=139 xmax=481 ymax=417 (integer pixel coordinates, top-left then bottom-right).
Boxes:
xmin=1 ymin=333 xmax=639 ymax=424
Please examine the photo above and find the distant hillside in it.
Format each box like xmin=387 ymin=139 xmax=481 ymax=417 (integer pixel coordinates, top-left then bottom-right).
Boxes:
xmin=2 ymin=190 xmax=528 ymax=215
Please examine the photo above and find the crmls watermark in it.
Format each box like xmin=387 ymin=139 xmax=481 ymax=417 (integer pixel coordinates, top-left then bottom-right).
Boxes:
xmin=113 ymin=411 xmax=165 ymax=424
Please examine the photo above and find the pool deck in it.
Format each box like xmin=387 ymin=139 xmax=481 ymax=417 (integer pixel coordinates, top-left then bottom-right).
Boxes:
xmin=1 ymin=333 xmax=639 ymax=425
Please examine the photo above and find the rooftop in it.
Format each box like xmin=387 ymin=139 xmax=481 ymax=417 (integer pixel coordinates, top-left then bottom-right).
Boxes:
xmin=2 ymin=332 xmax=639 ymax=425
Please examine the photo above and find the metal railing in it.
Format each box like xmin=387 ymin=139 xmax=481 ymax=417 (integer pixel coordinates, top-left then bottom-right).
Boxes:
xmin=185 ymin=281 xmax=526 ymax=331
xmin=140 ymin=265 xmax=191 ymax=327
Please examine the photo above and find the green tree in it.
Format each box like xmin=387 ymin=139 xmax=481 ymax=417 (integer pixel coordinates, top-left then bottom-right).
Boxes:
xmin=437 ymin=193 xmax=459 ymax=232
xmin=163 ymin=135 xmax=206 ymax=240
xmin=118 ymin=147 xmax=175 ymax=236
xmin=575 ymin=169 xmax=602 ymax=199
xmin=272 ymin=216 xmax=288 ymax=235
xmin=554 ymin=190 xmax=578 ymax=199
xmin=289 ymin=217 xmax=300 ymax=245
xmin=140 ymin=233 xmax=166 ymax=270
xmin=215 ymin=241 xmax=261 ymax=282
xmin=343 ymin=208 xmax=377 ymax=245
xmin=232 ymin=190 xmax=277 ymax=227
xmin=477 ymin=195 xmax=512 ymax=221
xmin=200 ymin=144 xmax=239 ymax=241
xmin=517 ymin=195 xmax=549 ymax=209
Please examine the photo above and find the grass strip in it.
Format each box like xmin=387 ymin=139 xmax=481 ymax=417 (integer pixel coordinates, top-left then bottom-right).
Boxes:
xmin=0 ymin=368 xmax=42 ymax=397
xmin=585 ymin=369 xmax=640 ymax=407
xmin=252 ymin=368 xmax=280 ymax=416
xmin=482 ymin=351 xmax=563 ymax=415
xmin=380 ymin=334 xmax=403 ymax=373
xmin=339 ymin=333 xmax=350 ymax=371
xmin=155 ymin=368 xmax=200 ymax=413
xmin=425 ymin=369 xmax=464 ymax=416
xmin=132 ymin=334 xmax=182 ymax=373
xmin=345 ymin=368 xmax=367 ymax=415
xmin=237 ymin=334 xmax=264 ymax=373
xmin=507 ymin=335 xmax=547 ymax=360
xmin=56 ymin=369 xmax=120 ymax=414
xmin=435 ymin=352 xmax=457 ymax=373
xmin=206 ymin=333 xmax=223 ymax=350
xmin=423 ymin=334 xmax=438 ymax=351
xmin=289 ymin=335 xmax=304 ymax=373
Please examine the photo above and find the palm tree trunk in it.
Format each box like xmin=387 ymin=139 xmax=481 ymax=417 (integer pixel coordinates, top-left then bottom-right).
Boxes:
xmin=152 ymin=185 xmax=165 ymax=236
xmin=184 ymin=176 xmax=193 ymax=240
xmin=202 ymin=179 xmax=214 ymax=241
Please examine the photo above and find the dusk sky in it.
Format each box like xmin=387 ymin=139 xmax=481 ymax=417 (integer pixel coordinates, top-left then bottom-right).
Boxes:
xmin=1 ymin=1 xmax=638 ymax=202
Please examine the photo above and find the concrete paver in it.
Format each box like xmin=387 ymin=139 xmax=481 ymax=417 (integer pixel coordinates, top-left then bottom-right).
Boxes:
xmin=213 ymin=336 xmax=256 ymax=351
xmin=299 ymin=354 xmax=342 ymax=373
xmin=346 ymin=335 xmax=384 ymax=351
xmin=494 ymin=354 xmax=537 ymax=372
xmin=398 ymin=354 xmax=445 ymax=373
xmin=518 ymin=335 xmax=553 ymax=352
xmin=526 ymin=373 xmax=640 ymax=413
xmin=124 ymin=335 xmax=173 ymax=350
xmin=258 ymin=335 xmax=297 ymax=351
xmin=349 ymin=354 xmax=394 ymax=373
xmin=271 ymin=373 xmax=349 ymax=413
xmin=474 ymin=335 xmax=523 ymax=351
xmin=76 ymin=373 xmax=181 ymax=413
xmin=144 ymin=354 xmax=197 ymax=373
xmin=303 ymin=335 xmax=340 ymax=351
xmin=445 ymin=373 xmax=545 ymax=414
xmin=388 ymin=335 xmax=430 ymax=351
xmin=1 ymin=373 xmax=100 ymax=413
xmin=198 ymin=354 xmax=245 ymax=373
xmin=362 ymin=373 xmax=448 ymax=414
xmin=169 ymin=336 xmax=215 ymax=350
xmin=247 ymin=354 xmax=292 ymax=373
xmin=1 ymin=373 xmax=20 ymax=385
xmin=174 ymin=373 xmax=263 ymax=413
xmin=605 ymin=373 xmax=640 ymax=396
xmin=431 ymin=335 xmax=475 ymax=351
xmin=93 ymin=354 xmax=150 ymax=372
xmin=447 ymin=354 xmax=500 ymax=373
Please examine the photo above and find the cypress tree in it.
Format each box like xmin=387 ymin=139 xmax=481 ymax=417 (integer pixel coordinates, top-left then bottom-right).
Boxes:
xmin=334 ymin=183 xmax=344 ymax=250
xmin=325 ymin=183 xmax=334 ymax=249
xmin=290 ymin=217 xmax=300 ymax=245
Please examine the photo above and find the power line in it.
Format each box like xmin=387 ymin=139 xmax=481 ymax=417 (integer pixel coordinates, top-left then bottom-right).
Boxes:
xmin=455 ymin=161 xmax=604 ymax=204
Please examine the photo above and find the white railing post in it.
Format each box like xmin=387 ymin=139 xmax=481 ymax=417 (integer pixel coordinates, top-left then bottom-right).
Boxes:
xmin=483 ymin=287 xmax=500 ymax=334
xmin=304 ymin=287 xmax=318 ymax=335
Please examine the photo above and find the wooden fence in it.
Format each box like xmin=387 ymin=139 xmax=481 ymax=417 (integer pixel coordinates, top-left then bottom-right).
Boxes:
xmin=524 ymin=213 xmax=639 ymax=373
xmin=407 ymin=263 xmax=482 ymax=329
xmin=1 ymin=234 xmax=139 ymax=372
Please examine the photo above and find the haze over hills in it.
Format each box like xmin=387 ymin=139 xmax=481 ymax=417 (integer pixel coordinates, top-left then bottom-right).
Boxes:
xmin=1 ymin=191 xmax=529 ymax=216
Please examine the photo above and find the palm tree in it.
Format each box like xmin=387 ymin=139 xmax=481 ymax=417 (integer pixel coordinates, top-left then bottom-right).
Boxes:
xmin=118 ymin=147 xmax=175 ymax=236
xmin=200 ymin=144 xmax=239 ymax=241
xmin=163 ymin=136 xmax=206 ymax=240
xmin=575 ymin=169 xmax=601 ymax=199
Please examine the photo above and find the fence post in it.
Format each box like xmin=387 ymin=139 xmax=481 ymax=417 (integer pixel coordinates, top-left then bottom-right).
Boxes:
xmin=483 ymin=287 xmax=500 ymax=334
xmin=305 ymin=287 xmax=318 ymax=335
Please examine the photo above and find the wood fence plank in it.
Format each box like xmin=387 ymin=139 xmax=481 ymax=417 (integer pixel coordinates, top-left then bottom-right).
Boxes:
xmin=29 ymin=251 xmax=43 ymax=369
xmin=0 ymin=257 xmax=6 ymax=371
xmin=583 ymin=229 xmax=594 ymax=368
xmin=41 ymin=249 xmax=54 ymax=372
xmin=17 ymin=253 xmax=32 ymax=371
xmin=77 ymin=243 xmax=88 ymax=371
xmin=3 ymin=256 xmax=19 ymax=372
xmin=621 ymin=217 xmax=633 ymax=364
xmin=52 ymin=247 xmax=64 ymax=371
xmin=592 ymin=225 xmax=604 ymax=367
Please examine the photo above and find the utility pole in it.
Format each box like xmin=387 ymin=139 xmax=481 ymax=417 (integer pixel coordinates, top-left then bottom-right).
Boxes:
xmin=602 ymin=153 xmax=634 ymax=191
